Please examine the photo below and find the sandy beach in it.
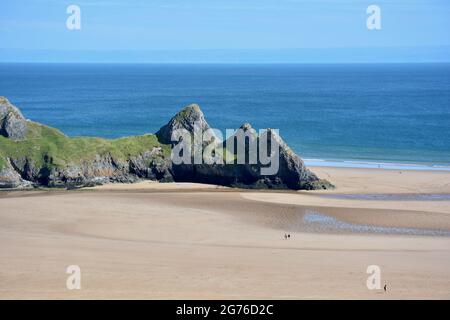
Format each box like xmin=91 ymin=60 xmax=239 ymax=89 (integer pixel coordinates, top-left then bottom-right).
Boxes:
xmin=1 ymin=166 xmax=450 ymax=299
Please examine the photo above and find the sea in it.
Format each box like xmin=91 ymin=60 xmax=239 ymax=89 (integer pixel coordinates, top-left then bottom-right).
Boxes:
xmin=1 ymin=63 xmax=449 ymax=170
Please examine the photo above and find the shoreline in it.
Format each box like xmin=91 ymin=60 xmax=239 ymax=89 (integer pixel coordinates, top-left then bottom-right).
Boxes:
xmin=304 ymin=158 xmax=450 ymax=171
xmin=2 ymin=165 xmax=449 ymax=195
xmin=309 ymin=166 xmax=450 ymax=194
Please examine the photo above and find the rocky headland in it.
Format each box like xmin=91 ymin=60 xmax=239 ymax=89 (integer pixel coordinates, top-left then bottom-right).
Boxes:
xmin=0 ymin=97 xmax=332 ymax=190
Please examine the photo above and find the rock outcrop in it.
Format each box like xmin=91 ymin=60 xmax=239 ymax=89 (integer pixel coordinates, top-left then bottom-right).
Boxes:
xmin=158 ymin=104 xmax=332 ymax=190
xmin=129 ymin=148 xmax=173 ymax=182
xmin=156 ymin=103 xmax=212 ymax=144
xmin=0 ymin=158 xmax=32 ymax=189
xmin=0 ymin=97 xmax=332 ymax=190
xmin=4 ymin=145 xmax=172 ymax=189
xmin=0 ymin=97 xmax=28 ymax=140
xmin=0 ymin=97 xmax=174 ymax=189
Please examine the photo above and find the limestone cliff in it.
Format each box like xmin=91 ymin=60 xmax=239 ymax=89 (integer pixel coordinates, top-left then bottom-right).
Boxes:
xmin=0 ymin=97 xmax=332 ymax=190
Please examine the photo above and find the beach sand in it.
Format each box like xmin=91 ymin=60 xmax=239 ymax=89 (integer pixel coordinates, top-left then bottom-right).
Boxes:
xmin=0 ymin=167 xmax=449 ymax=299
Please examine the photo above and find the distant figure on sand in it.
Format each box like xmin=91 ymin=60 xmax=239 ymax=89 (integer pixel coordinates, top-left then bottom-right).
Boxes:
xmin=284 ymin=234 xmax=287 ymax=240
xmin=384 ymin=284 xmax=387 ymax=292
xmin=288 ymin=234 xmax=291 ymax=239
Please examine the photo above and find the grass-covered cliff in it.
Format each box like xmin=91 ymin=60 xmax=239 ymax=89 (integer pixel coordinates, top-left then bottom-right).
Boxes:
xmin=0 ymin=122 xmax=170 ymax=171
xmin=1 ymin=97 xmax=332 ymax=190
xmin=0 ymin=97 xmax=173 ymax=188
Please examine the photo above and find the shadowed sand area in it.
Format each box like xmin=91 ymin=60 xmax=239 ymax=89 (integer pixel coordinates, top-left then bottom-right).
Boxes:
xmin=0 ymin=167 xmax=450 ymax=299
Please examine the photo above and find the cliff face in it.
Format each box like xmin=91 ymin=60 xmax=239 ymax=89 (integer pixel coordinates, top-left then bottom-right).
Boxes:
xmin=161 ymin=106 xmax=332 ymax=190
xmin=0 ymin=160 xmax=32 ymax=189
xmin=0 ymin=97 xmax=28 ymax=140
xmin=0 ymin=97 xmax=173 ymax=189
xmin=0 ymin=97 xmax=332 ymax=190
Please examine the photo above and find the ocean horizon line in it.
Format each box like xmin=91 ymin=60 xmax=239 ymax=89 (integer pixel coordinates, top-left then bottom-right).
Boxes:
xmin=2 ymin=62 xmax=450 ymax=66
xmin=2 ymin=46 xmax=450 ymax=64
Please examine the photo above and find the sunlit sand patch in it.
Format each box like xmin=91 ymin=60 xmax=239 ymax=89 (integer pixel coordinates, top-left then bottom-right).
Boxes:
xmin=302 ymin=211 xmax=450 ymax=237
xmin=313 ymin=193 xmax=450 ymax=201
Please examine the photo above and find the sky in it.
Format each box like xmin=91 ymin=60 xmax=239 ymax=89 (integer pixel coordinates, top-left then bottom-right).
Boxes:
xmin=0 ymin=0 xmax=449 ymax=63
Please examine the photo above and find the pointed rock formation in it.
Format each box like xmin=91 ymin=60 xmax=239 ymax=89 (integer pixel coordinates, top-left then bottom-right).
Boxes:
xmin=0 ymin=97 xmax=28 ymax=140
xmin=0 ymin=98 xmax=332 ymax=190
xmin=156 ymin=103 xmax=218 ymax=182
xmin=266 ymin=128 xmax=332 ymax=190
xmin=157 ymin=104 xmax=333 ymax=190
xmin=156 ymin=104 xmax=213 ymax=144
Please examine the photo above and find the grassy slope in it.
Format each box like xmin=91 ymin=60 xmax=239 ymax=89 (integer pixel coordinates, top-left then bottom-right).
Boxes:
xmin=0 ymin=154 xmax=6 ymax=170
xmin=0 ymin=121 xmax=170 ymax=171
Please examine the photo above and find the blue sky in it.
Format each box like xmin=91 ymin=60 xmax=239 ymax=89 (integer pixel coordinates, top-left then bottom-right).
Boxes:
xmin=1 ymin=0 xmax=449 ymax=62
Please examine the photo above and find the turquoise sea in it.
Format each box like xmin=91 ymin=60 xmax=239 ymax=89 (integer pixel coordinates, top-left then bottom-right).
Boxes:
xmin=1 ymin=63 xmax=449 ymax=170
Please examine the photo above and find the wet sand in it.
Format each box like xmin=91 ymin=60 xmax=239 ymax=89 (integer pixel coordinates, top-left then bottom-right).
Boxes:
xmin=0 ymin=167 xmax=449 ymax=299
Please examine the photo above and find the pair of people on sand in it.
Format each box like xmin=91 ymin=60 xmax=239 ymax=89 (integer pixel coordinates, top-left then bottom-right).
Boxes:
xmin=284 ymin=233 xmax=291 ymax=240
